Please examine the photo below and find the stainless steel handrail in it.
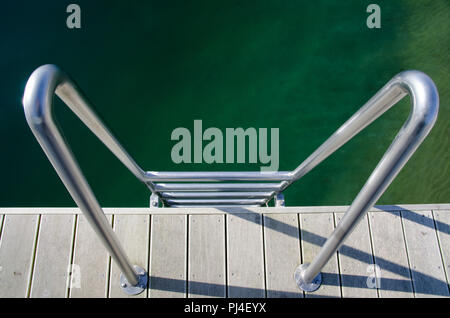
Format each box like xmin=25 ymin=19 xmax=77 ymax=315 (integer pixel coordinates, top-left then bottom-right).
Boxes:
xmin=293 ymin=70 xmax=439 ymax=291
xmin=23 ymin=65 xmax=438 ymax=294
xmin=22 ymin=65 xmax=149 ymax=295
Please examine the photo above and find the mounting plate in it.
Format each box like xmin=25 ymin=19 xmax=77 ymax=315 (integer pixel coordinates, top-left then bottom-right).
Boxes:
xmin=119 ymin=265 xmax=148 ymax=295
xmin=150 ymin=193 xmax=159 ymax=208
xmin=294 ymin=263 xmax=322 ymax=292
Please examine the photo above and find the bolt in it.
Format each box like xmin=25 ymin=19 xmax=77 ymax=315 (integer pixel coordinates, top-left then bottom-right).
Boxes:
xmin=121 ymin=283 xmax=127 ymax=288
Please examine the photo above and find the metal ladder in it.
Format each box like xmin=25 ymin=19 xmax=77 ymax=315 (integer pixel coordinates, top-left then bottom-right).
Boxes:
xmin=23 ymin=65 xmax=439 ymax=294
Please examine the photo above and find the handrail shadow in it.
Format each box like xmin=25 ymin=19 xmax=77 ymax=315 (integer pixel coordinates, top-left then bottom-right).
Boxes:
xmin=377 ymin=205 xmax=449 ymax=235
xmin=214 ymin=207 xmax=450 ymax=297
xmin=148 ymin=274 xmax=443 ymax=298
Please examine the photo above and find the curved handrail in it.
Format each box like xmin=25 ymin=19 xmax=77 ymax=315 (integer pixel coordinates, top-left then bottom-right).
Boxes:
xmin=23 ymin=64 xmax=151 ymax=185
xmin=284 ymin=70 xmax=438 ymax=187
xmin=22 ymin=64 xmax=147 ymax=287
xmin=293 ymin=70 xmax=439 ymax=291
xmin=22 ymin=65 xmax=439 ymax=294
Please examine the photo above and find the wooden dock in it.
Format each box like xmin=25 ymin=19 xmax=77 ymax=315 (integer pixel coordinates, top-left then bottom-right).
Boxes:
xmin=0 ymin=204 xmax=449 ymax=298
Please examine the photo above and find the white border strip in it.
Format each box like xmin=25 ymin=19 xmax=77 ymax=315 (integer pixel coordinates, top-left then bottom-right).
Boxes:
xmin=0 ymin=204 xmax=449 ymax=215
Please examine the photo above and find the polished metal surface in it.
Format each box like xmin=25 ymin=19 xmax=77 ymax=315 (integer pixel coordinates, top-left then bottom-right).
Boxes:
xmin=274 ymin=193 xmax=285 ymax=207
xmin=145 ymin=171 xmax=292 ymax=182
xmin=293 ymin=70 xmax=439 ymax=290
xmin=154 ymin=182 xmax=283 ymax=192
xmin=164 ymin=198 xmax=267 ymax=206
xmin=150 ymin=193 xmax=160 ymax=208
xmin=160 ymin=191 xmax=274 ymax=199
xmin=294 ymin=263 xmax=322 ymax=292
xmin=22 ymin=65 xmax=145 ymax=287
xmin=119 ymin=265 xmax=148 ymax=295
xmin=23 ymin=65 xmax=438 ymax=294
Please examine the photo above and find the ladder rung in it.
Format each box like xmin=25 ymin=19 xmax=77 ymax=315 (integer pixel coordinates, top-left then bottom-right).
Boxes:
xmin=154 ymin=183 xmax=283 ymax=192
xmin=164 ymin=198 xmax=266 ymax=206
xmin=160 ymin=191 xmax=273 ymax=199
xmin=145 ymin=171 xmax=292 ymax=182
xmin=169 ymin=205 xmax=262 ymax=208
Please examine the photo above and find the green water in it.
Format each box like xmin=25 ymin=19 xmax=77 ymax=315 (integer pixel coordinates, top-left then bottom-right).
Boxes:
xmin=1 ymin=1 xmax=448 ymax=207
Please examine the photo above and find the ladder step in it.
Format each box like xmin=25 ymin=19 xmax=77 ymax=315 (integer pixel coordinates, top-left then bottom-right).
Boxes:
xmin=160 ymin=191 xmax=273 ymax=199
xmin=169 ymin=205 xmax=262 ymax=208
xmin=154 ymin=183 xmax=283 ymax=192
xmin=145 ymin=171 xmax=291 ymax=182
xmin=164 ymin=198 xmax=267 ymax=206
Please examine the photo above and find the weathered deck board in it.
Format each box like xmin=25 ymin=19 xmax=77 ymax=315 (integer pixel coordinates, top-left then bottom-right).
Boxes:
xmin=149 ymin=215 xmax=187 ymax=298
xmin=4 ymin=204 xmax=449 ymax=215
xmin=70 ymin=215 xmax=112 ymax=298
xmin=30 ymin=215 xmax=75 ymax=298
xmin=300 ymin=213 xmax=341 ymax=298
xmin=0 ymin=205 xmax=449 ymax=298
xmin=0 ymin=215 xmax=39 ymax=298
xmin=335 ymin=213 xmax=378 ymax=298
xmin=368 ymin=211 xmax=414 ymax=297
xmin=227 ymin=213 xmax=265 ymax=297
xmin=433 ymin=210 xmax=450 ymax=286
xmin=401 ymin=210 xmax=449 ymax=298
xmin=263 ymin=214 xmax=303 ymax=298
xmin=109 ymin=215 xmax=149 ymax=298
xmin=188 ymin=214 xmax=226 ymax=298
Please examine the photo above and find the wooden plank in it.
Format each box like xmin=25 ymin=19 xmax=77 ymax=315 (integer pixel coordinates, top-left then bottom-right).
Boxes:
xmin=401 ymin=210 xmax=449 ymax=297
xmin=263 ymin=214 xmax=302 ymax=297
xmin=188 ymin=215 xmax=226 ymax=298
xmin=30 ymin=215 xmax=75 ymax=298
xmin=368 ymin=211 xmax=413 ymax=297
xmin=227 ymin=213 xmax=265 ymax=297
xmin=149 ymin=215 xmax=187 ymax=298
xmin=0 ymin=215 xmax=39 ymax=298
xmin=3 ymin=204 xmax=450 ymax=215
xmin=335 ymin=213 xmax=378 ymax=298
xmin=300 ymin=213 xmax=341 ymax=298
xmin=432 ymin=210 xmax=450 ymax=287
xmin=109 ymin=215 xmax=149 ymax=298
xmin=70 ymin=215 xmax=112 ymax=298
